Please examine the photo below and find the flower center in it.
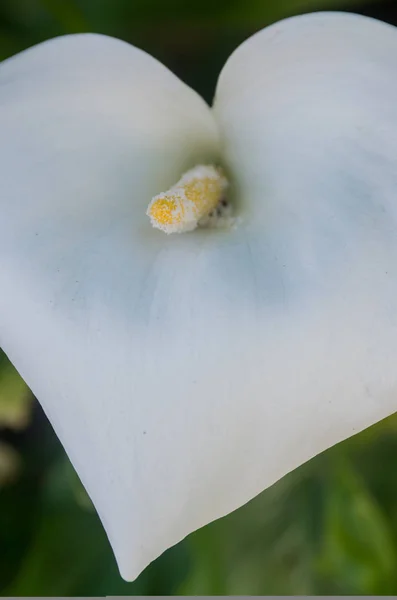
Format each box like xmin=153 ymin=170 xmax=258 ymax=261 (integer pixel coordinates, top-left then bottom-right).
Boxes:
xmin=147 ymin=165 xmax=231 ymax=234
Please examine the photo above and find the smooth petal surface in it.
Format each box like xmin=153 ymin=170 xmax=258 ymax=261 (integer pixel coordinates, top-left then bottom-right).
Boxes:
xmin=213 ymin=11 xmax=397 ymax=497
xmin=2 ymin=12 xmax=397 ymax=583
xmin=0 ymin=33 xmax=220 ymax=579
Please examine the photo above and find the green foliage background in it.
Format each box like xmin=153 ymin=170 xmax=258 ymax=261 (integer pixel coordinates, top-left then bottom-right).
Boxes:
xmin=1 ymin=0 xmax=397 ymax=595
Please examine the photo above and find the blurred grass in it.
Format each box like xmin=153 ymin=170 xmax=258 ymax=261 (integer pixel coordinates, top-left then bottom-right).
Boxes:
xmin=1 ymin=0 xmax=397 ymax=595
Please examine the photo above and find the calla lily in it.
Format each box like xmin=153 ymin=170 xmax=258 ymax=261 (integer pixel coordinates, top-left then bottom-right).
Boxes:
xmin=1 ymin=10 xmax=397 ymax=582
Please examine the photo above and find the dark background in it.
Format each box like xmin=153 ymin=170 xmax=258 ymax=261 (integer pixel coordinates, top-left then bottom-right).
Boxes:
xmin=1 ymin=0 xmax=397 ymax=595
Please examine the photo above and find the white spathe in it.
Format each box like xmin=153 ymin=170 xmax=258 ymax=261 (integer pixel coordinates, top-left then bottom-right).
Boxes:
xmin=1 ymin=11 xmax=397 ymax=581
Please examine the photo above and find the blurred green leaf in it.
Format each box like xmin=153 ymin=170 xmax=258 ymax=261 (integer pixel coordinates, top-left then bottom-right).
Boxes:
xmin=0 ymin=351 xmax=31 ymax=431
xmin=318 ymin=458 xmax=397 ymax=594
xmin=4 ymin=448 xmax=190 ymax=596
xmin=0 ymin=442 xmax=21 ymax=487
xmin=0 ymin=398 xmax=59 ymax=592
xmin=77 ymin=0 xmax=379 ymax=27
xmin=38 ymin=0 xmax=88 ymax=33
xmin=41 ymin=453 xmax=93 ymax=511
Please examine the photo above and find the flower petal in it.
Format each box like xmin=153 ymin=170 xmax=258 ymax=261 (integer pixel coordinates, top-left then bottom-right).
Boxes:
xmin=215 ymin=11 xmax=397 ymax=223
xmin=213 ymin=12 xmax=397 ymax=496
xmin=0 ymin=34 xmax=221 ymax=579
xmin=3 ymin=14 xmax=397 ymax=584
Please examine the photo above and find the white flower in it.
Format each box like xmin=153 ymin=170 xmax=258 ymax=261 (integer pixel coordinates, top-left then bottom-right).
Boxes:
xmin=1 ymin=10 xmax=397 ymax=581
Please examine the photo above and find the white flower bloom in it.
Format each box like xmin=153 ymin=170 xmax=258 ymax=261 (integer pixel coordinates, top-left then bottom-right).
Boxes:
xmin=1 ymin=10 xmax=397 ymax=581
